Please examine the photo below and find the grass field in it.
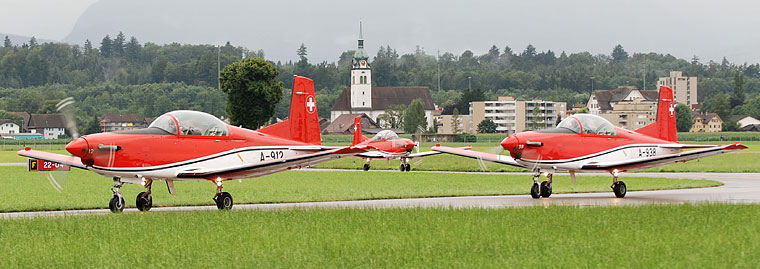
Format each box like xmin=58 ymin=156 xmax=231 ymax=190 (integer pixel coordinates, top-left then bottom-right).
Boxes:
xmin=0 ymin=167 xmax=719 ymax=212
xmin=1 ymin=204 xmax=758 ymax=267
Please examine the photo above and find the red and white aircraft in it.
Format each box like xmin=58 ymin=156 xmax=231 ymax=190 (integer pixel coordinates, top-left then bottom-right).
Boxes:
xmin=433 ymin=86 xmax=747 ymax=198
xmin=349 ymin=116 xmax=451 ymax=171
xmin=18 ymin=76 xmax=370 ymax=212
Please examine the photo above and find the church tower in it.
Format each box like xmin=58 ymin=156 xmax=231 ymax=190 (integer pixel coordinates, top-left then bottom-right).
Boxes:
xmin=350 ymin=21 xmax=372 ymax=109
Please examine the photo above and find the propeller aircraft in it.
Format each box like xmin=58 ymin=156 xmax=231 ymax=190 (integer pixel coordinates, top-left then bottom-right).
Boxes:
xmin=18 ymin=76 xmax=371 ymax=212
xmin=433 ymin=86 xmax=747 ymax=198
xmin=349 ymin=116 xmax=457 ymax=171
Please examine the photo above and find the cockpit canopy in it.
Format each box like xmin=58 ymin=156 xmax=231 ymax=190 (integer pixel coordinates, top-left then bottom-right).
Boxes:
xmin=556 ymin=114 xmax=617 ymax=136
xmin=371 ymin=130 xmax=399 ymax=141
xmin=149 ymin=110 xmax=228 ymax=136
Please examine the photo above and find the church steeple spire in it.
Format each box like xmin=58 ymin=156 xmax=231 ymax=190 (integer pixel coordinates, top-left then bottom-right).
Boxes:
xmin=352 ymin=20 xmax=369 ymax=68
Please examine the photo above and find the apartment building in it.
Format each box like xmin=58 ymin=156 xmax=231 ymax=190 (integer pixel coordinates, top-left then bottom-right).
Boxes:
xmin=453 ymin=97 xmax=567 ymax=134
xmin=657 ymin=71 xmax=698 ymax=106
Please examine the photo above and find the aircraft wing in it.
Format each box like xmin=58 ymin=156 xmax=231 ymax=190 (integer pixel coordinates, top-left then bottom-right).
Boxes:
xmin=581 ymin=143 xmax=747 ymax=171
xmin=408 ymin=146 xmax=473 ymax=158
xmin=431 ymin=145 xmax=524 ymax=168
xmin=176 ymin=146 xmax=368 ymax=180
xmin=17 ymin=149 xmax=88 ymax=169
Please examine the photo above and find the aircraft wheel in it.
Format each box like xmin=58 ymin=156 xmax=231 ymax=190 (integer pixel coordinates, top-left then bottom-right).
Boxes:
xmin=405 ymin=164 xmax=411 ymax=172
xmin=109 ymin=195 xmax=125 ymax=213
xmin=613 ymin=181 xmax=627 ymax=198
xmin=399 ymin=163 xmax=406 ymax=172
xmin=215 ymin=192 xmax=233 ymax=210
xmin=530 ymin=183 xmax=541 ymax=199
xmin=136 ymin=192 xmax=153 ymax=212
xmin=363 ymin=163 xmax=370 ymax=171
xmin=540 ymin=181 xmax=552 ymax=197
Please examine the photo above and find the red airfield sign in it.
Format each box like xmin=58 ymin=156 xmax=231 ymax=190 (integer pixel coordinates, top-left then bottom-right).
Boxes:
xmin=28 ymin=159 xmax=70 ymax=171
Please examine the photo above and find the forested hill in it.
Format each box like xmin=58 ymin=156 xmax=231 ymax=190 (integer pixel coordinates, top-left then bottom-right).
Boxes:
xmin=1 ymin=33 xmax=760 ymax=135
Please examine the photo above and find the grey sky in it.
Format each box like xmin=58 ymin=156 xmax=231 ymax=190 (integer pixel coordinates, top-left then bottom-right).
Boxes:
xmin=2 ymin=0 xmax=759 ymax=64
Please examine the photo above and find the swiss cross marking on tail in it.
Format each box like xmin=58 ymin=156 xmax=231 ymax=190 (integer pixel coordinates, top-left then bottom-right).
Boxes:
xmin=306 ymin=95 xmax=316 ymax=114
xmin=669 ymin=103 xmax=675 ymax=116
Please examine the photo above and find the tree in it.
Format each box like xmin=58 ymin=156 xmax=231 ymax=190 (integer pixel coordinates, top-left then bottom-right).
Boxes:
xmin=113 ymin=32 xmax=126 ymax=56
xmin=3 ymin=36 xmax=11 ymax=47
xmin=219 ymin=57 xmax=283 ymax=129
xmin=100 ymin=35 xmax=113 ymax=57
xmin=675 ymin=103 xmax=692 ymax=132
xmin=403 ymin=98 xmax=427 ymax=133
xmin=0 ymin=110 xmax=23 ymax=126
xmin=125 ymin=36 xmax=141 ymax=60
xmin=611 ymin=44 xmax=628 ymax=63
xmin=297 ymin=43 xmax=307 ymax=60
xmin=83 ymin=39 xmax=93 ymax=55
xmin=703 ymin=93 xmax=731 ymax=121
xmin=28 ymin=36 xmax=38 ymax=48
xmin=731 ymin=71 xmax=745 ymax=108
xmin=451 ymin=108 xmax=461 ymax=134
xmin=477 ymin=119 xmax=497 ymax=133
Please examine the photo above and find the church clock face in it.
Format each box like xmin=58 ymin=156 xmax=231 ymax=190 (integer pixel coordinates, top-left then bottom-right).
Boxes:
xmin=360 ymin=60 xmax=367 ymax=67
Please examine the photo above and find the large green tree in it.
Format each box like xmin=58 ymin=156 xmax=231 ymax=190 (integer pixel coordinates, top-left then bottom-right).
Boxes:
xmin=611 ymin=44 xmax=629 ymax=63
xmin=477 ymin=119 xmax=498 ymax=133
xmin=675 ymin=103 xmax=692 ymax=132
xmin=731 ymin=71 xmax=745 ymax=108
xmin=403 ymin=98 xmax=427 ymax=133
xmin=219 ymin=57 xmax=283 ymax=129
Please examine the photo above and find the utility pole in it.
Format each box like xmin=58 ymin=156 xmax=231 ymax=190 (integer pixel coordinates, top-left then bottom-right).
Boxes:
xmin=217 ymin=45 xmax=221 ymax=90
xmin=437 ymin=50 xmax=441 ymax=92
xmin=468 ymin=76 xmax=472 ymax=90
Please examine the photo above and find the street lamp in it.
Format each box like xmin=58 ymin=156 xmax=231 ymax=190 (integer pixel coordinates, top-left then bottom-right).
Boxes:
xmin=468 ymin=76 xmax=472 ymax=90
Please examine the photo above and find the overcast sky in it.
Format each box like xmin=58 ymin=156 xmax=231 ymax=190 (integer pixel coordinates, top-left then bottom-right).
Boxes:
xmin=2 ymin=0 xmax=759 ymax=64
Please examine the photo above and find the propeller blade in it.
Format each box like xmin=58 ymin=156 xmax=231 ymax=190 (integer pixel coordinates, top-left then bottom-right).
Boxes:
xmin=55 ymin=97 xmax=79 ymax=139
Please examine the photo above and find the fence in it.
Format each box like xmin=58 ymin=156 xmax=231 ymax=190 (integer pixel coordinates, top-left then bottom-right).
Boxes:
xmin=1 ymin=139 xmax=71 ymax=151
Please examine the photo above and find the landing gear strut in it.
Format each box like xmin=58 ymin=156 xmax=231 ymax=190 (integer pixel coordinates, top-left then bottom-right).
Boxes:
xmin=109 ymin=177 xmax=125 ymax=213
xmin=212 ymin=178 xmax=233 ymax=210
xmin=400 ymin=158 xmax=411 ymax=172
xmin=136 ymin=178 xmax=153 ymax=212
xmin=541 ymin=173 xmax=553 ymax=198
xmin=363 ymin=158 xmax=371 ymax=171
xmin=530 ymin=172 xmax=541 ymax=199
xmin=611 ymin=171 xmax=627 ymax=198
xmin=530 ymin=172 xmax=553 ymax=199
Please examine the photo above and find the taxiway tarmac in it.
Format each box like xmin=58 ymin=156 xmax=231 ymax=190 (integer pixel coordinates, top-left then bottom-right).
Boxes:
xmin=1 ymin=171 xmax=758 ymax=219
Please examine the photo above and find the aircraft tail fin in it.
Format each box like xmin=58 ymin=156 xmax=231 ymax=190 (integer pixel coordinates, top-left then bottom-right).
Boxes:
xmin=351 ymin=116 xmax=369 ymax=146
xmin=635 ymin=86 xmax=678 ymax=142
xmin=258 ymin=76 xmax=321 ymax=144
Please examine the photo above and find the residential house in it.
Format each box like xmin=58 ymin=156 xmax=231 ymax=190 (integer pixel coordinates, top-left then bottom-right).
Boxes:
xmin=690 ymin=112 xmax=722 ymax=132
xmin=27 ymin=114 xmax=66 ymax=139
xmin=100 ymin=113 xmax=148 ymax=132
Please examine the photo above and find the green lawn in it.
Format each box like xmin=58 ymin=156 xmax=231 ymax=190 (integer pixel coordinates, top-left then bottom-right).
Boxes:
xmin=0 ymin=167 xmax=719 ymax=212
xmin=1 ymin=204 xmax=758 ymax=267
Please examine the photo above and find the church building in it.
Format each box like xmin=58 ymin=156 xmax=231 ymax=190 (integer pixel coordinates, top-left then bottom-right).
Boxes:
xmin=330 ymin=22 xmax=435 ymax=129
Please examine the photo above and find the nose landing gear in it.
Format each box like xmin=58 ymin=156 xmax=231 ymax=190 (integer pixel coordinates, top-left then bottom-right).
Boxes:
xmin=212 ymin=178 xmax=233 ymax=210
xmin=530 ymin=172 xmax=553 ymax=199
xmin=109 ymin=177 xmax=125 ymax=213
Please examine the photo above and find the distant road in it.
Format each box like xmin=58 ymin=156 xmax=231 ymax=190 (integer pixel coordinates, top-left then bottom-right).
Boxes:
xmin=1 ymin=172 xmax=758 ymax=219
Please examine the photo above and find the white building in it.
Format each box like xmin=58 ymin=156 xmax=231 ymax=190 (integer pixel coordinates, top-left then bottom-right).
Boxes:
xmin=330 ymin=22 xmax=435 ymax=130
xmin=465 ymin=97 xmax=566 ymax=134
xmin=27 ymin=114 xmax=66 ymax=139
xmin=0 ymin=120 xmax=20 ymax=134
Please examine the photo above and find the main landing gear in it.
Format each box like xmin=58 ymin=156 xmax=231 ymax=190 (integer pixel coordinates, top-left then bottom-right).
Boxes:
xmin=611 ymin=170 xmax=627 ymax=198
xmin=109 ymin=177 xmax=125 ymax=213
xmin=530 ymin=172 xmax=553 ymax=199
xmin=212 ymin=178 xmax=233 ymax=210
xmin=399 ymin=158 xmax=411 ymax=172
xmin=136 ymin=178 xmax=153 ymax=212
xmin=363 ymin=158 xmax=371 ymax=171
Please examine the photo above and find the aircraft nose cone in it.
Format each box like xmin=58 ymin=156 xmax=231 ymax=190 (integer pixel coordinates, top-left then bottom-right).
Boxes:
xmin=66 ymin=137 xmax=90 ymax=158
xmin=501 ymin=135 xmax=522 ymax=159
xmin=405 ymin=140 xmax=416 ymax=152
